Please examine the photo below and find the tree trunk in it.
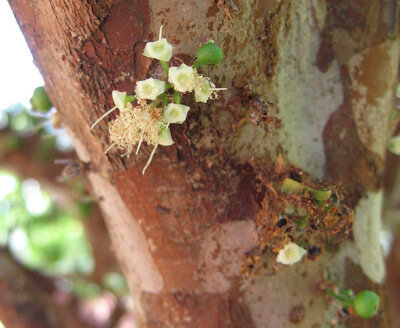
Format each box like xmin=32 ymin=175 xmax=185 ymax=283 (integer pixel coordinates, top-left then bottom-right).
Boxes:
xmin=8 ymin=0 xmax=399 ymax=327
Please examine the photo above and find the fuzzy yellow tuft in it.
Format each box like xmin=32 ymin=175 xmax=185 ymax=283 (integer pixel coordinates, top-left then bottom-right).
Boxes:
xmin=108 ymin=100 xmax=164 ymax=157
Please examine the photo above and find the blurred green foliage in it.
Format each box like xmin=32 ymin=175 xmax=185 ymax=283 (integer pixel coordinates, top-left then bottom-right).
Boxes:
xmin=102 ymin=272 xmax=129 ymax=295
xmin=68 ymin=272 xmax=129 ymax=299
xmin=0 ymin=102 xmax=74 ymax=153
xmin=0 ymin=170 xmax=94 ymax=276
xmin=0 ymin=87 xmax=129 ymax=302
xmin=71 ymin=279 xmax=102 ymax=299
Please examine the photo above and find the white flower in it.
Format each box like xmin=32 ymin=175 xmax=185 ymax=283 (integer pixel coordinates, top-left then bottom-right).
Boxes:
xmin=388 ymin=136 xmax=400 ymax=155
xmin=135 ymin=78 xmax=165 ymax=100
xmin=143 ymin=38 xmax=173 ymax=62
xmin=112 ymin=90 xmax=127 ymax=111
xmin=164 ymin=104 xmax=190 ymax=124
xmin=276 ymin=242 xmax=307 ymax=265
xmin=168 ymin=64 xmax=195 ymax=93
xmin=195 ymin=75 xmax=215 ymax=103
xmin=158 ymin=127 xmax=174 ymax=146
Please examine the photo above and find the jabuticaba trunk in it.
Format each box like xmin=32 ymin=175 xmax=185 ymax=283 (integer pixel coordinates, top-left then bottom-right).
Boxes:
xmin=8 ymin=0 xmax=398 ymax=327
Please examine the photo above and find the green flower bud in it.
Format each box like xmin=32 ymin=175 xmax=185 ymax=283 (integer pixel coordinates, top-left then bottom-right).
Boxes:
xmin=30 ymin=86 xmax=52 ymax=112
xmin=353 ymin=291 xmax=380 ymax=318
xmin=193 ymin=42 xmax=223 ymax=68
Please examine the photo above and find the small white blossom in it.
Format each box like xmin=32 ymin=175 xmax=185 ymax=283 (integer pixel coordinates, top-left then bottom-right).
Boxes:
xmin=164 ymin=104 xmax=190 ymax=124
xmin=276 ymin=242 xmax=307 ymax=265
xmin=168 ymin=64 xmax=195 ymax=93
xmin=135 ymin=78 xmax=165 ymax=100
xmin=388 ymin=136 xmax=400 ymax=155
xmin=158 ymin=127 xmax=174 ymax=146
xmin=143 ymin=38 xmax=173 ymax=62
xmin=112 ymin=90 xmax=127 ymax=111
xmin=195 ymin=75 xmax=215 ymax=103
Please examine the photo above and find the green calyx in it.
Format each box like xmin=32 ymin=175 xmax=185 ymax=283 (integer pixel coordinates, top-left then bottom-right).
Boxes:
xmin=124 ymin=95 xmax=136 ymax=106
xmin=281 ymin=178 xmax=331 ymax=202
xmin=30 ymin=86 xmax=53 ymax=112
xmin=327 ymin=289 xmax=355 ymax=307
xmin=193 ymin=42 xmax=223 ymax=68
xmin=281 ymin=178 xmax=303 ymax=193
xmin=306 ymin=186 xmax=331 ymax=202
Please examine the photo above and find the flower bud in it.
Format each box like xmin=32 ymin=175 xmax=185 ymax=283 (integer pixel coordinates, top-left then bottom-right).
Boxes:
xmin=31 ymin=86 xmax=52 ymax=112
xmin=193 ymin=42 xmax=223 ymax=68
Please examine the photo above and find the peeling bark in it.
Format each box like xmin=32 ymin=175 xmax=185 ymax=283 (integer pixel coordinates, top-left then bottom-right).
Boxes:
xmin=8 ymin=0 xmax=398 ymax=327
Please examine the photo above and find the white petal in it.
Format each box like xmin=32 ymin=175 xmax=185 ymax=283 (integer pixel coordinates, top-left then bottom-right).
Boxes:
xmin=143 ymin=38 xmax=173 ymax=62
xmin=112 ymin=90 xmax=127 ymax=111
xmin=158 ymin=127 xmax=174 ymax=146
xmin=135 ymin=78 xmax=165 ymax=100
xmin=168 ymin=64 xmax=195 ymax=93
xmin=164 ymin=104 xmax=190 ymax=124
xmin=195 ymin=76 xmax=215 ymax=103
xmin=276 ymin=242 xmax=307 ymax=265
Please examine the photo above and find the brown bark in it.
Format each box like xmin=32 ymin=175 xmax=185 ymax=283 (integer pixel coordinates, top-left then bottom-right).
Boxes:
xmin=8 ymin=0 xmax=398 ymax=327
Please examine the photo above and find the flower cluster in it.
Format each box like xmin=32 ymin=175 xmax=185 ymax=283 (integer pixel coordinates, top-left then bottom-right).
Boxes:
xmin=91 ymin=27 xmax=225 ymax=174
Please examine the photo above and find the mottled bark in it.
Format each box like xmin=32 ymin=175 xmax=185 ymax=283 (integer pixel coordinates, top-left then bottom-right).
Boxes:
xmin=8 ymin=0 xmax=398 ymax=327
